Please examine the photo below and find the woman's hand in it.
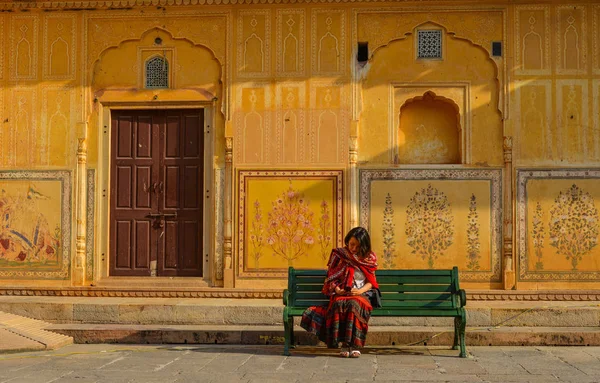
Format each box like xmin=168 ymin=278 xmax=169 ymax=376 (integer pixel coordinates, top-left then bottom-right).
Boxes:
xmin=349 ymin=288 xmax=362 ymax=296
xmin=334 ymin=286 xmax=346 ymax=295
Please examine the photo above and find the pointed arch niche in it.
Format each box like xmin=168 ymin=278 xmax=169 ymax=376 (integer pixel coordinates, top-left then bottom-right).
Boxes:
xmin=398 ymin=91 xmax=461 ymax=164
xmin=392 ymin=84 xmax=469 ymax=164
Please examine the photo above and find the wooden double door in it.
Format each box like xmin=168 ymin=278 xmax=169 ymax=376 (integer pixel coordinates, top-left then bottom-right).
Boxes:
xmin=110 ymin=109 xmax=204 ymax=277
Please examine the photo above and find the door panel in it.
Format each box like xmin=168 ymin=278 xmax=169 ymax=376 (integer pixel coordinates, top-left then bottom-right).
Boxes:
xmin=110 ymin=109 xmax=203 ymax=277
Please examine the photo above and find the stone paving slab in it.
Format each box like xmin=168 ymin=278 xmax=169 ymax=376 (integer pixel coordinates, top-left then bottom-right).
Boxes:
xmin=0 ymin=345 xmax=599 ymax=382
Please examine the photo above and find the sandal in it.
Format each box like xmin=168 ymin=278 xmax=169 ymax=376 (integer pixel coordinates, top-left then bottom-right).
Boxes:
xmin=339 ymin=350 xmax=350 ymax=358
xmin=350 ymin=350 xmax=361 ymax=358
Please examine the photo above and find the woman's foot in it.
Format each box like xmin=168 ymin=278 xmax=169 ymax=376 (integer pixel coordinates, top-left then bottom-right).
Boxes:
xmin=339 ymin=349 xmax=350 ymax=358
xmin=350 ymin=349 xmax=361 ymax=358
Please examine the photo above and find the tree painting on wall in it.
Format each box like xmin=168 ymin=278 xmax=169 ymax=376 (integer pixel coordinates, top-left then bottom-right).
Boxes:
xmin=405 ymin=184 xmax=454 ymax=269
xmin=532 ymin=202 xmax=545 ymax=270
xmin=466 ymin=194 xmax=481 ymax=270
xmin=381 ymin=193 xmax=397 ymax=269
xmin=549 ymin=184 xmax=599 ymax=271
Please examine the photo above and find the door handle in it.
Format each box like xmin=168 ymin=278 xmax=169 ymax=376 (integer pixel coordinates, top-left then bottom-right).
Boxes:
xmin=158 ymin=182 xmax=164 ymax=194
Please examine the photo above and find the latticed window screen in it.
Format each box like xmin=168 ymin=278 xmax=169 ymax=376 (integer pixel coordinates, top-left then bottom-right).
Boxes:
xmin=145 ymin=56 xmax=169 ymax=89
xmin=417 ymin=30 xmax=442 ymax=59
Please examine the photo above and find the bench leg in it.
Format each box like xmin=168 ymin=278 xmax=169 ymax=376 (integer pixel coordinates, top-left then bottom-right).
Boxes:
xmin=289 ymin=317 xmax=296 ymax=349
xmin=459 ymin=311 xmax=467 ymax=358
xmin=452 ymin=317 xmax=459 ymax=350
xmin=283 ymin=313 xmax=291 ymax=356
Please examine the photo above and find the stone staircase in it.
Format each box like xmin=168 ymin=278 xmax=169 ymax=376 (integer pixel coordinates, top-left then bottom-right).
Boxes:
xmin=0 ymin=311 xmax=73 ymax=353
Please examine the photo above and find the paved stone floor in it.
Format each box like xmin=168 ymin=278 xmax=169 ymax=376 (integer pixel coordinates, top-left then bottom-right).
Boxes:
xmin=1 ymin=344 xmax=600 ymax=383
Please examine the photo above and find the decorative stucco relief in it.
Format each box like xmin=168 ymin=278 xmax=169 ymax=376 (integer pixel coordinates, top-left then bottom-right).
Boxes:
xmin=556 ymin=5 xmax=587 ymax=75
xmin=356 ymin=10 xmax=503 ymax=58
xmin=515 ymin=6 xmax=551 ymax=75
xmin=594 ymin=6 xmax=600 ymax=74
xmin=276 ymin=9 xmax=305 ymax=77
xmin=275 ymin=82 xmax=306 ymax=164
xmin=214 ymin=167 xmax=224 ymax=281
xmin=85 ymin=12 xmax=228 ymax=77
xmin=86 ymin=169 xmax=95 ymax=282
xmin=311 ymin=9 xmax=346 ymax=76
xmin=309 ymin=81 xmax=348 ymax=164
xmin=0 ymin=16 xmax=4 ymax=79
xmin=10 ymin=15 xmax=39 ymax=81
xmin=236 ymin=9 xmax=271 ymax=78
xmin=235 ymin=82 xmax=272 ymax=164
xmin=594 ymin=80 xmax=600 ymax=161
xmin=8 ymin=88 xmax=37 ymax=168
xmin=43 ymin=14 xmax=77 ymax=81
xmin=41 ymin=86 xmax=76 ymax=166
xmin=515 ymin=81 xmax=552 ymax=162
xmin=556 ymin=80 xmax=589 ymax=161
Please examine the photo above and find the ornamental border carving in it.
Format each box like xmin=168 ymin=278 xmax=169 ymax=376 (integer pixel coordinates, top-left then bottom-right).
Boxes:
xmin=0 ymin=16 xmax=4 ymax=79
xmin=594 ymin=6 xmax=600 ymax=74
xmin=9 ymin=15 xmax=39 ymax=81
xmin=556 ymin=4 xmax=588 ymax=75
xmin=86 ymin=169 xmax=95 ymax=282
xmin=236 ymin=9 xmax=271 ymax=79
xmin=517 ymin=168 xmax=600 ymax=282
xmin=0 ymin=170 xmax=72 ymax=280
xmin=276 ymin=8 xmax=306 ymax=78
xmin=359 ymin=168 xmax=503 ymax=282
xmin=311 ymin=8 xmax=346 ymax=76
xmin=1 ymin=287 xmax=599 ymax=301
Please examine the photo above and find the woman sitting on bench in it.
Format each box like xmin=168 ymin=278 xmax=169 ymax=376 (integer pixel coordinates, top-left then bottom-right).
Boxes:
xmin=300 ymin=227 xmax=379 ymax=358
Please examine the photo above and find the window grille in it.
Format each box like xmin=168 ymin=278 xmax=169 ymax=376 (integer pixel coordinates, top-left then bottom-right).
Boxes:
xmin=417 ymin=30 xmax=442 ymax=59
xmin=145 ymin=56 xmax=169 ymax=89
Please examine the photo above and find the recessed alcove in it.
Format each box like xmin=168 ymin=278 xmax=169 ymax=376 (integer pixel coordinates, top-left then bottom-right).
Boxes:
xmin=398 ymin=91 xmax=461 ymax=164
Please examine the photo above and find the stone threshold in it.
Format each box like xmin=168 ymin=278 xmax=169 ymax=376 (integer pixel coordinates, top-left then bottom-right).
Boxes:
xmin=1 ymin=287 xmax=600 ymax=301
xmin=47 ymin=324 xmax=600 ymax=348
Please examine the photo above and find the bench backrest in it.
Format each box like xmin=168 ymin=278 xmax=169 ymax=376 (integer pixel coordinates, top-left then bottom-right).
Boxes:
xmin=286 ymin=267 xmax=461 ymax=310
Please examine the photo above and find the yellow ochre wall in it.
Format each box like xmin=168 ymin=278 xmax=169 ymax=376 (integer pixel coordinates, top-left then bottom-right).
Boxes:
xmin=0 ymin=1 xmax=599 ymax=292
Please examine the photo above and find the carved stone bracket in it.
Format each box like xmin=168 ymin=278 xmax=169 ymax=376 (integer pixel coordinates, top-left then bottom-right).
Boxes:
xmin=503 ymin=136 xmax=514 ymax=290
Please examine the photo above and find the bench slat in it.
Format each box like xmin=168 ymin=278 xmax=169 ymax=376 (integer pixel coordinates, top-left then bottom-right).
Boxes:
xmin=381 ymin=293 xmax=452 ymax=301
xmin=372 ymin=309 xmax=460 ymax=316
xmin=381 ymin=301 xmax=455 ymax=308
xmin=376 ymin=270 xmax=453 ymax=276
xmin=293 ymin=276 xmax=326 ymax=283
xmin=294 ymin=292 xmax=329 ymax=300
xmin=376 ymin=276 xmax=452 ymax=284
xmin=295 ymin=284 xmax=326 ymax=292
xmin=379 ymin=285 xmax=452 ymax=293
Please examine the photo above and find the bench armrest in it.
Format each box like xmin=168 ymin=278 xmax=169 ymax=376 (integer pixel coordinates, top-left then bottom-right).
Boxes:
xmin=283 ymin=289 xmax=289 ymax=306
xmin=457 ymin=289 xmax=467 ymax=307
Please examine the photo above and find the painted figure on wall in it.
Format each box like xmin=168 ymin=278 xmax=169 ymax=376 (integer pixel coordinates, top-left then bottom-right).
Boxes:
xmin=0 ymin=186 xmax=61 ymax=266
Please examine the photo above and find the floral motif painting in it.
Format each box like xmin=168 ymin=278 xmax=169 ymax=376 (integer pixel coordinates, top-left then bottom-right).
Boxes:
xmin=360 ymin=169 xmax=502 ymax=283
xmin=0 ymin=171 xmax=71 ymax=279
xmin=237 ymin=170 xmax=343 ymax=278
xmin=518 ymin=169 xmax=600 ymax=282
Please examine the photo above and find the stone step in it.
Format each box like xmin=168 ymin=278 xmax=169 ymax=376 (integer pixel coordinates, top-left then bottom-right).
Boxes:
xmin=0 ymin=311 xmax=74 ymax=353
xmin=1 ymin=296 xmax=599 ymax=327
xmin=47 ymin=324 xmax=600 ymax=348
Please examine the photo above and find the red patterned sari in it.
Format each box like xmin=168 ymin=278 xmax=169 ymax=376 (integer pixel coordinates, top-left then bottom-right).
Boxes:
xmin=300 ymin=247 xmax=378 ymax=349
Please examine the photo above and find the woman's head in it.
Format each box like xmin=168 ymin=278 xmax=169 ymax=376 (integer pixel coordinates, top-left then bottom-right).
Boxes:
xmin=344 ymin=227 xmax=371 ymax=258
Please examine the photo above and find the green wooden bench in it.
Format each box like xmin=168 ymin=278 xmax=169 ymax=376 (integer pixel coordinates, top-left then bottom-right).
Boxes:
xmin=283 ymin=266 xmax=467 ymax=357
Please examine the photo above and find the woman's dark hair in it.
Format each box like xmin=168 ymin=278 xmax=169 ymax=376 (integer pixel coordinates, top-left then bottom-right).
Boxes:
xmin=344 ymin=227 xmax=371 ymax=258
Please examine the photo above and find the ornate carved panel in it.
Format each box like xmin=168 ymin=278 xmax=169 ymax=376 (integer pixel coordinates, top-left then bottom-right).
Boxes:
xmin=515 ymin=81 xmax=552 ymax=161
xmin=517 ymin=169 xmax=600 ymax=282
xmin=275 ymin=82 xmax=306 ymax=164
xmin=10 ymin=15 xmax=39 ymax=81
xmin=214 ymin=167 xmax=225 ymax=281
xmin=41 ymin=86 xmax=76 ymax=166
xmin=311 ymin=9 xmax=346 ymax=76
xmin=309 ymin=81 xmax=348 ymax=164
xmin=556 ymin=80 xmax=589 ymax=161
xmin=515 ymin=6 xmax=550 ymax=75
xmin=43 ymin=14 xmax=76 ymax=81
xmin=276 ymin=9 xmax=305 ymax=77
xmin=556 ymin=5 xmax=588 ymax=75
xmin=10 ymin=88 xmax=37 ymax=167
xmin=236 ymin=9 xmax=271 ymax=78
xmin=235 ymin=82 xmax=272 ymax=164
xmin=87 ymin=169 xmax=95 ymax=282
